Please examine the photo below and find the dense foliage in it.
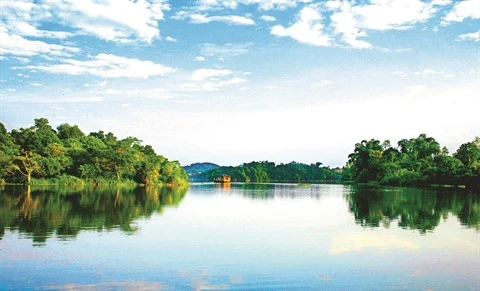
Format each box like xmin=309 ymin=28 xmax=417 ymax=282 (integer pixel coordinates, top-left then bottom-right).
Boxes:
xmin=0 ymin=118 xmax=188 ymax=186
xmin=348 ymin=185 xmax=479 ymax=233
xmin=347 ymin=134 xmax=479 ymax=187
xmin=205 ymin=161 xmax=343 ymax=183
xmin=0 ymin=185 xmax=187 ymax=243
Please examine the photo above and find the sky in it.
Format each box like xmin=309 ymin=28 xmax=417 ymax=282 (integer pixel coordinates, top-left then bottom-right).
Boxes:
xmin=0 ymin=0 xmax=479 ymax=167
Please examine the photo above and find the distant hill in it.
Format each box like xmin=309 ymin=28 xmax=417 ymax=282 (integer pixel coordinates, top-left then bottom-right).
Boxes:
xmin=183 ymin=162 xmax=220 ymax=174
xmin=183 ymin=162 xmax=220 ymax=182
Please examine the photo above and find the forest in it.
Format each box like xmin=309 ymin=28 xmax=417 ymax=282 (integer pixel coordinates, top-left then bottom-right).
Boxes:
xmin=1 ymin=118 xmax=478 ymax=188
xmin=346 ymin=134 xmax=479 ymax=188
xmin=0 ymin=118 xmax=188 ymax=186
xmin=204 ymin=161 xmax=343 ymax=183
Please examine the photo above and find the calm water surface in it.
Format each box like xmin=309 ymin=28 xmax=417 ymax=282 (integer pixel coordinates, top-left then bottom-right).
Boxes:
xmin=0 ymin=184 xmax=478 ymax=290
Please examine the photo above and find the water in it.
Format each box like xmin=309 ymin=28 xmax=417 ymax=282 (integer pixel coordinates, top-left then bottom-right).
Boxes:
xmin=0 ymin=184 xmax=478 ymax=290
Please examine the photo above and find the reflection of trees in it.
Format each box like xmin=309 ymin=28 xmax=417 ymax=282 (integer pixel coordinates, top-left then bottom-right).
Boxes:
xmin=348 ymin=185 xmax=480 ymax=233
xmin=0 ymin=185 xmax=187 ymax=244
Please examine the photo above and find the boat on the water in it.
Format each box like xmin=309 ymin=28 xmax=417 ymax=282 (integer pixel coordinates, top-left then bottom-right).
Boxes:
xmin=213 ymin=174 xmax=231 ymax=183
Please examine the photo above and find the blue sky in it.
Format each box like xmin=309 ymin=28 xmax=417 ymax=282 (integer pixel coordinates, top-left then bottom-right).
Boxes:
xmin=0 ymin=0 xmax=479 ymax=167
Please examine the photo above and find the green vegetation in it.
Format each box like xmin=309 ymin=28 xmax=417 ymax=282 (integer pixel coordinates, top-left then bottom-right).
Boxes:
xmin=347 ymin=134 xmax=479 ymax=188
xmin=205 ymin=161 xmax=343 ymax=183
xmin=0 ymin=185 xmax=188 ymax=244
xmin=0 ymin=118 xmax=188 ymax=186
xmin=348 ymin=185 xmax=479 ymax=233
xmin=183 ymin=162 xmax=220 ymax=182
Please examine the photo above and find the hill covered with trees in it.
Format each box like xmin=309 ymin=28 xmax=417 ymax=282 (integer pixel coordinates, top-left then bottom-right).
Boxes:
xmin=183 ymin=162 xmax=220 ymax=182
xmin=346 ymin=134 xmax=479 ymax=188
xmin=183 ymin=162 xmax=220 ymax=174
xmin=0 ymin=118 xmax=188 ymax=186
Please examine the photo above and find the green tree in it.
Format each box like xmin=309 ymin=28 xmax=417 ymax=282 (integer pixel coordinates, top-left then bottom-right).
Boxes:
xmin=348 ymin=139 xmax=383 ymax=182
xmin=454 ymin=137 xmax=480 ymax=169
xmin=56 ymin=123 xmax=85 ymax=140
xmin=0 ymin=123 xmax=19 ymax=182
xmin=13 ymin=150 xmax=41 ymax=185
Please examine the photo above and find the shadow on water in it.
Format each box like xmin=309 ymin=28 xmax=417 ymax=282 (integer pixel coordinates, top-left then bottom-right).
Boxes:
xmin=347 ymin=185 xmax=480 ymax=234
xmin=0 ymin=185 xmax=187 ymax=245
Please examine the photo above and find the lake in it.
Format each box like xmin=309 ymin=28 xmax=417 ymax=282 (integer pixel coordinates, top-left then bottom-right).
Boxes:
xmin=0 ymin=183 xmax=478 ymax=290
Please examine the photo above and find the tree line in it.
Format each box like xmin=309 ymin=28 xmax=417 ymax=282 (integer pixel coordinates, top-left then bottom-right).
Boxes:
xmin=346 ymin=134 xmax=479 ymax=188
xmin=205 ymin=161 xmax=343 ymax=183
xmin=0 ymin=118 xmax=188 ymax=186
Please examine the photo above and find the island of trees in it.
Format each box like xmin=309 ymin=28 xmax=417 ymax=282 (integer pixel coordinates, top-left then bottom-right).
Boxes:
xmin=346 ymin=134 xmax=479 ymax=188
xmin=0 ymin=118 xmax=188 ymax=186
xmin=199 ymin=161 xmax=343 ymax=183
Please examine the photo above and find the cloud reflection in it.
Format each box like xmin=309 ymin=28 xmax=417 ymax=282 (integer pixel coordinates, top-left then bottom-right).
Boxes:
xmin=330 ymin=233 xmax=419 ymax=254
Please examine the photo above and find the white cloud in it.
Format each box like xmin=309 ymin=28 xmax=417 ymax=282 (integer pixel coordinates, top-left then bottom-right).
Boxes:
xmin=392 ymin=71 xmax=409 ymax=78
xmin=1 ymin=0 xmax=169 ymax=43
xmin=192 ymin=68 xmax=233 ymax=81
xmin=414 ymin=69 xmax=442 ymax=75
xmin=13 ymin=57 xmax=30 ymax=64
xmin=6 ymin=20 xmax=73 ymax=39
xmin=351 ymin=0 xmax=441 ymax=30
xmin=1 ymin=95 xmax=104 ymax=103
xmin=189 ymin=14 xmax=255 ymax=25
xmin=0 ymin=30 xmax=80 ymax=57
xmin=456 ymin=31 xmax=480 ymax=42
xmin=0 ymin=1 xmax=73 ymax=40
xmin=313 ymin=80 xmax=333 ymax=87
xmin=30 ymin=82 xmax=43 ymax=87
xmin=181 ymin=77 xmax=247 ymax=91
xmin=196 ymin=56 xmax=206 ymax=61
xmin=271 ymin=6 xmax=331 ymax=46
xmin=196 ymin=0 xmax=238 ymax=10
xmin=43 ymin=0 xmax=170 ymax=43
xmin=260 ymin=15 xmax=276 ymax=22
xmin=48 ymin=96 xmax=105 ymax=103
xmin=327 ymin=0 xmax=449 ymax=49
xmin=443 ymin=0 xmax=480 ymax=24
xmin=105 ymin=88 xmax=170 ymax=99
xmin=16 ymin=54 xmax=176 ymax=79
xmin=329 ymin=2 xmax=372 ymax=49
xmin=200 ymin=43 xmax=251 ymax=57
xmin=201 ymin=77 xmax=247 ymax=91
xmin=165 ymin=36 xmax=177 ymax=42
xmin=196 ymin=0 xmax=313 ymax=11
xmin=186 ymin=67 xmax=248 ymax=91
xmin=84 ymin=81 xmax=108 ymax=87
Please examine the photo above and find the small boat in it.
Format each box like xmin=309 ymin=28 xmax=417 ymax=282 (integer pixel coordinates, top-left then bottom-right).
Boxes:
xmin=213 ymin=174 xmax=231 ymax=183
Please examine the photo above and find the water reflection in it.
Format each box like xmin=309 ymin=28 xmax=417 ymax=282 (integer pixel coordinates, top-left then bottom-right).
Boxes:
xmin=1 ymin=183 xmax=478 ymax=246
xmin=233 ymin=183 xmax=347 ymax=199
xmin=348 ymin=185 xmax=480 ymax=233
xmin=0 ymin=185 xmax=187 ymax=244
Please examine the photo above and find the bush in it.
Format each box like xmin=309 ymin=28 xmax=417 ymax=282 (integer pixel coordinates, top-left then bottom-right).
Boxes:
xmin=31 ymin=174 xmax=85 ymax=186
